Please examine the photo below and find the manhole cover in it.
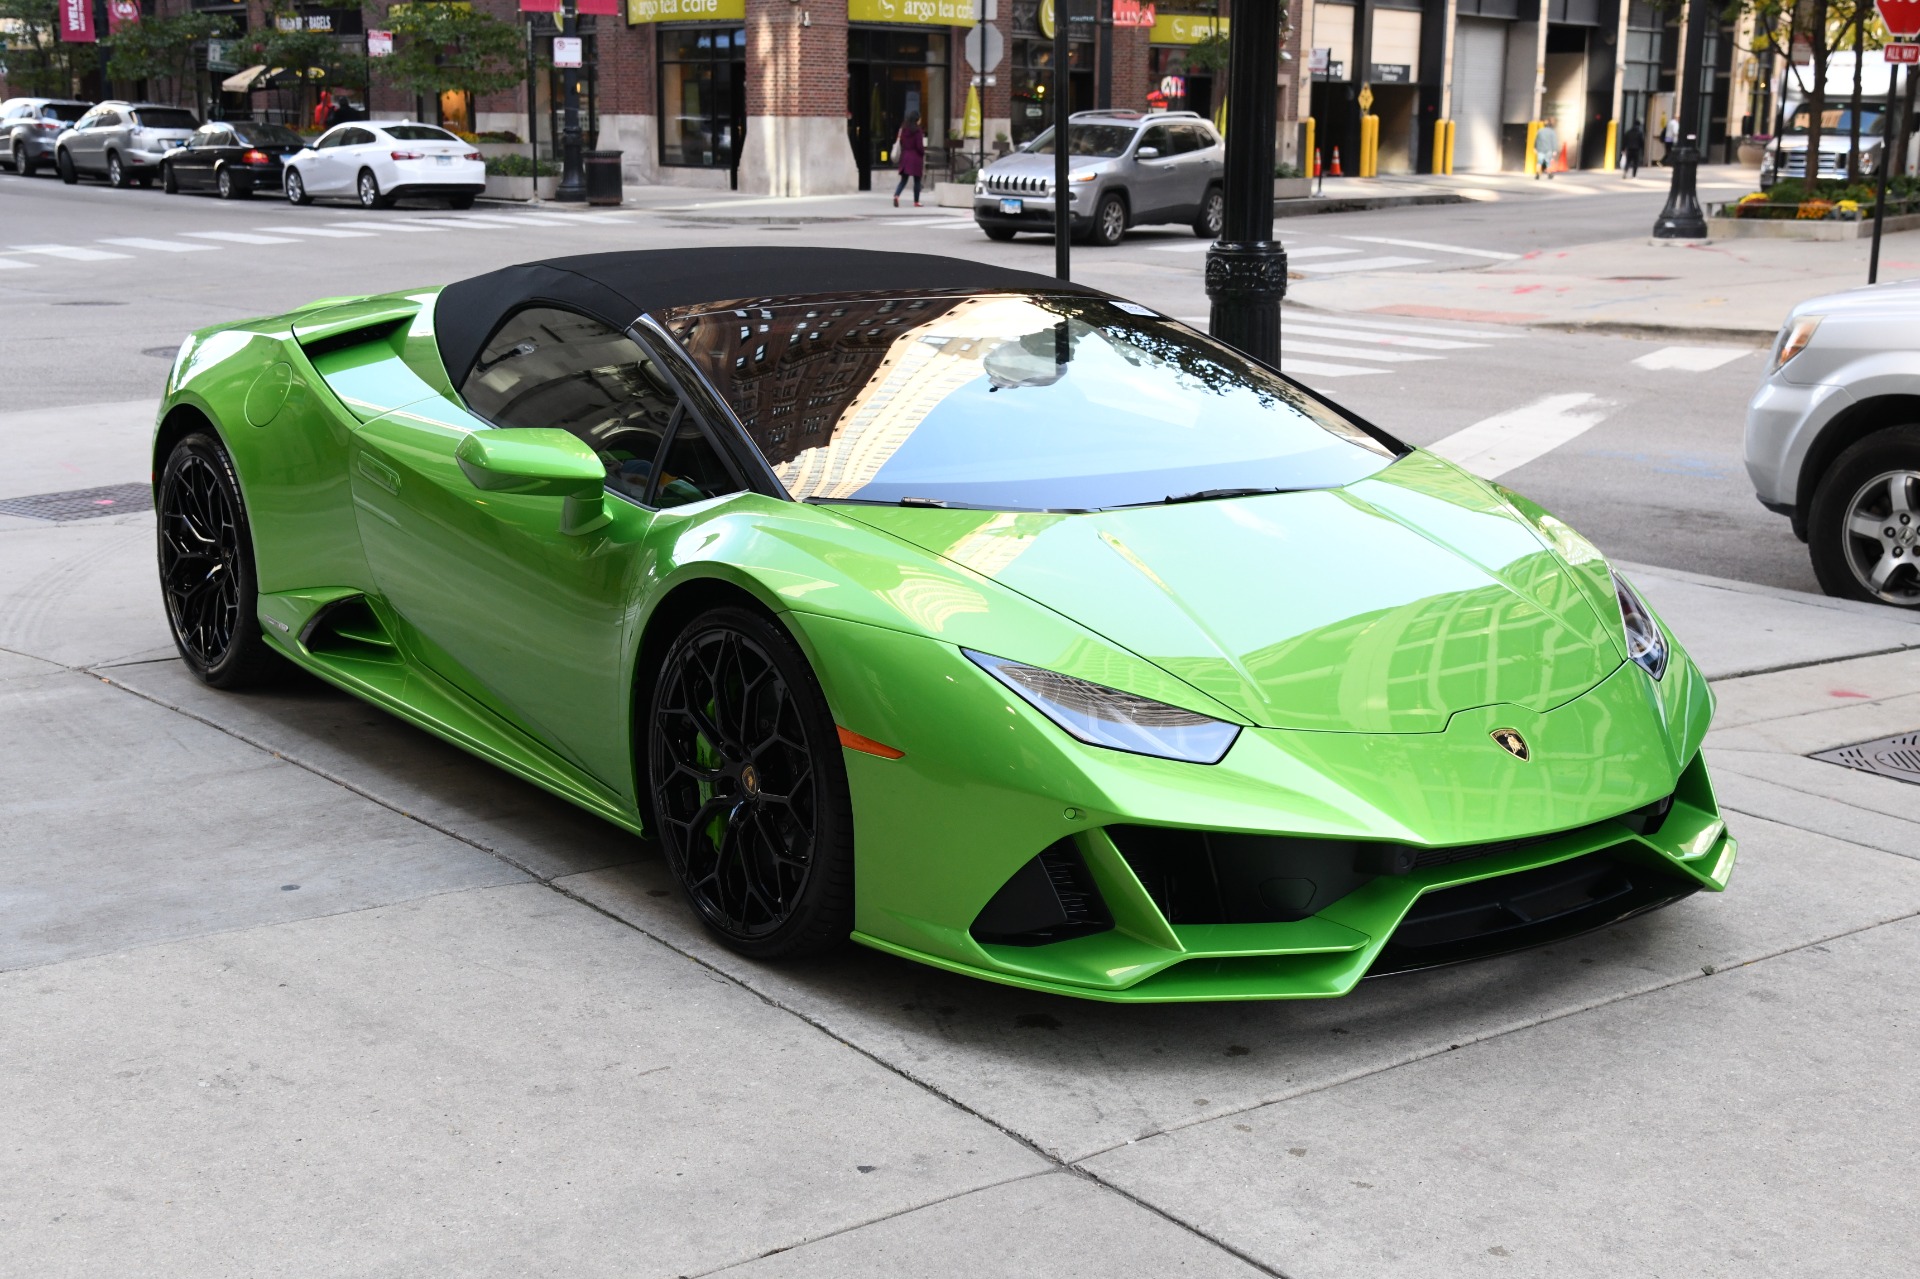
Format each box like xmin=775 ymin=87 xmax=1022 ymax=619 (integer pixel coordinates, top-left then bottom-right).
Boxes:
xmin=141 ymin=346 xmax=178 ymax=358
xmin=1814 ymin=733 xmax=1920 ymax=784
xmin=0 ymin=482 xmax=151 ymax=523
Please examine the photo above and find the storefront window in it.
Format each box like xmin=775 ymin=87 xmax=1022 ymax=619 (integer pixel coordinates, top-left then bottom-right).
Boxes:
xmin=1010 ymin=39 xmax=1093 ymax=146
xmin=847 ymin=27 xmax=950 ymax=180
xmin=1147 ymin=47 xmax=1213 ymax=118
xmin=659 ymin=25 xmax=745 ymax=168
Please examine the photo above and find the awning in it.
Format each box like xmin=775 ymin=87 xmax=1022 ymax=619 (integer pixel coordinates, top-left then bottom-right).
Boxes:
xmin=221 ymin=65 xmax=270 ymax=93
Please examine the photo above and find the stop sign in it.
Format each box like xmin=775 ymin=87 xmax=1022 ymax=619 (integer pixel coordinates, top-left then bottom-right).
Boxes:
xmin=1881 ymin=0 xmax=1920 ymax=37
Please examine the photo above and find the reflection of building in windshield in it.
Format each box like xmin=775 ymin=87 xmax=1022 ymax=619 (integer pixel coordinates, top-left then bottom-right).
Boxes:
xmin=782 ymin=295 xmax=1053 ymax=500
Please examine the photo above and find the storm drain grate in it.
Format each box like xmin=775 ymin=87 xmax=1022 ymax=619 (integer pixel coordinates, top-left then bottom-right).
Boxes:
xmin=0 ymin=483 xmax=152 ymax=523
xmin=1813 ymin=733 xmax=1920 ymax=785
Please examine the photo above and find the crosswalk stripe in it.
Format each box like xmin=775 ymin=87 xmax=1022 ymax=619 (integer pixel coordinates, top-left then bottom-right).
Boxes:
xmin=185 ymin=231 xmax=297 ymax=244
xmin=1148 ymin=240 xmax=1217 ymax=253
xmin=494 ymin=214 xmax=580 ymax=226
xmin=1279 ymin=313 xmax=1521 ymax=340
xmin=1339 ymin=235 xmax=1520 ymax=261
xmin=12 ymin=243 xmax=132 ymax=261
xmin=264 ymin=226 xmax=377 ymax=237
xmin=1427 ymin=393 xmax=1612 ymax=479
xmin=1292 ymin=254 xmax=1429 ymax=275
xmin=0 ymin=257 xmax=34 ymax=270
xmin=99 ymin=237 xmax=217 ymax=253
xmin=327 ymin=220 xmax=439 ymax=233
xmin=1285 ymin=323 xmax=1483 ymax=350
xmin=1631 ymin=345 xmax=1751 ymax=372
xmin=429 ymin=215 xmax=526 ymax=227
xmin=1280 ymin=358 xmax=1386 ymax=379
xmin=1284 ymin=245 xmax=1364 ymax=259
xmin=406 ymin=216 xmax=499 ymax=229
xmin=1280 ymin=340 xmax=1439 ymax=364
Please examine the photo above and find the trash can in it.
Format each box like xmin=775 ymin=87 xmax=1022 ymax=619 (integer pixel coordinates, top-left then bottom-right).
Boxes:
xmin=584 ymin=150 xmax=624 ymax=206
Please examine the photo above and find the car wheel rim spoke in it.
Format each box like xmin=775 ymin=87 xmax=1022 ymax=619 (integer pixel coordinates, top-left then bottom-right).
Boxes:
xmin=1843 ymin=469 xmax=1920 ymax=604
xmin=159 ymin=454 xmax=241 ymax=666
xmin=651 ymin=623 xmax=819 ymax=939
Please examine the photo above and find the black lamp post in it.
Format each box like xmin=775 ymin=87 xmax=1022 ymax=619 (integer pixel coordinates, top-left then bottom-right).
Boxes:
xmin=1052 ymin=0 xmax=1071 ymax=279
xmin=1205 ymin=0 xmax=1287 ymax=363
xmin=554 ymin=1 xmax=587 ymax=203
xmin=1652 ymin=0 xmax=1709 ymax=239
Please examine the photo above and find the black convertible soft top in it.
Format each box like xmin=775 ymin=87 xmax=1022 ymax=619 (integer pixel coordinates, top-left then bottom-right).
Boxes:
xmin=433 ymin=247 xmax=1097 ymax=388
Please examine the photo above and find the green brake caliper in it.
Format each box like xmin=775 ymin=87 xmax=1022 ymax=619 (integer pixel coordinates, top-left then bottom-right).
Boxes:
xmin=697 ymin=697 xmax=725 ymax=849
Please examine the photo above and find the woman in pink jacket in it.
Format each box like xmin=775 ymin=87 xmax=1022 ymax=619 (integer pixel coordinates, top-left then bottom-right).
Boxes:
xmin=893 ymin=112 xmax=926 ymax=208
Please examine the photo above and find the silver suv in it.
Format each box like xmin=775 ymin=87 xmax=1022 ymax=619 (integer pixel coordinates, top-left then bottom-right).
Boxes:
xmin=55 ymin=101 xmax=199 ymax=188
xmin=973 ymin=110 xmax=1224 ymax=247
xmin=1746 ymin=280 xmax=1920 ymax=606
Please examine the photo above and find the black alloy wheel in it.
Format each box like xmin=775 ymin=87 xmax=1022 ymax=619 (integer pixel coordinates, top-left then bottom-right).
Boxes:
xmin=57 ymin=149 xmax=77 ymax=183
xmin=161 ymin=162 xmax=178 ymax=194
xmin=285 ymin=168 xmax=311 ymax=205
xmin=1193 ymin=185 xmax=1225 ymax=238
xmin=107 ymin=151 xmax=126 ymax=188
xmin=156 ymin=433 xmax=282 ymax=688
xmin=647 ymin=606 xmax=854 ymax=958
xmin=1810 ymin=425 xmax=1920 ymax=607
xmin=1090 ymin=192 xmax=1127 ymax=247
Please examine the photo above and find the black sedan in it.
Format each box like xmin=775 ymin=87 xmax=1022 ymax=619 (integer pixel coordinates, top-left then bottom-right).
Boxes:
xmin=162 ymin=121 xmax=306 ymax=199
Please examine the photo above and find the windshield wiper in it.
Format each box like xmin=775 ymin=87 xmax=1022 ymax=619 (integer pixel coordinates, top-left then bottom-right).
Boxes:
xmin=1153 ymin=486 xmax=1295 ymax=506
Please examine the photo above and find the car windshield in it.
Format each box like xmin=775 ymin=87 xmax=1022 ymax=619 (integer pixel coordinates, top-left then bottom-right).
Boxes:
xmin=42 ymin=102 xmax=88 ymax=122
xmin=385 ymin=124 xmax=460 ymax=142
xmin=1023 ymin=124 xmax=1138 ymax=158
xmin=668 ymin=293 xmax=1399 ymax=511
xmin=234 ymin=122 xmax=304 ymax=147
xmin=133 ymin=108 xmax=199 ymax=130
xmin=1785 ymin=108 xmax=1883 ymax=136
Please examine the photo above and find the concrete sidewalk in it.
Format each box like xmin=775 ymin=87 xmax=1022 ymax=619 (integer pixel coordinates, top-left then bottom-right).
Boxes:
xmin=5 ymin=428 xmax=1920 ymax=1274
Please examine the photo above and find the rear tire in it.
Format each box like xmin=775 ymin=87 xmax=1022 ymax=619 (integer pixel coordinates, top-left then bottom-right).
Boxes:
xmin=107 ymin=151 xmax=127 ymax=188
xmin=216 ymin=166 xmax=237 ymax=199
xmin=156 ymin=432 xmax=284 ymax=689
xmin=446 ymin=193 xmax=475 ymax=209
xmin=57 ymin=149 xmax=77 ymax=184
xmin=646 ymin=605 xmax=855 ymax=959
xmin=284 ymin=168 xmax=311 ymax=205
xmin=357 ymin=168 xmax=392 ymax=209
xmin=13 ymin=142 xmax=34 ymax=176
xmin=1808 ymin=425 xmax=1920 ymax=608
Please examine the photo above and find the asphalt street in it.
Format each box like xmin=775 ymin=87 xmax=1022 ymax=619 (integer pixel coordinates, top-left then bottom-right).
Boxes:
xmin=2 ymin=164 xmax=1807 ymax=591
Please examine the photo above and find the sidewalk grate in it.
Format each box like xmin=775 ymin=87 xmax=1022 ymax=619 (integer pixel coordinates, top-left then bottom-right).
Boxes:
xmin=0 ymin=483 xmax=152 ymax=523
xmin=1813 ymin=733 xmax=1920 ymax=785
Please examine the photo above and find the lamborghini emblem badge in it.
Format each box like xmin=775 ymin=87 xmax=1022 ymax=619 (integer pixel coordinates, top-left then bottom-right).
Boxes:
xmin=1490 ymin=728 xmax=1531 ymax=762
xmin=738 ymin=764 xmax=760 ymax=794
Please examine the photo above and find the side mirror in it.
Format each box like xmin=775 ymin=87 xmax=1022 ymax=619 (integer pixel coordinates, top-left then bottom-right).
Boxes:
xmin=455 ymin=428 xmax=609 ymax=536
xmin=1135 ymin=146 xmax=1161 ymax=159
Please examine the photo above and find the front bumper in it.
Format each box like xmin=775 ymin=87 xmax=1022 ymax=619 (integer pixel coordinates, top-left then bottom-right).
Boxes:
xmin=1745 ymin=375 xmax=1855 ymax=516
xmin=794 ymin=612 xmax=1732 ymax=1002
xmin=973 ymin=193 xmax=1088 ymax=232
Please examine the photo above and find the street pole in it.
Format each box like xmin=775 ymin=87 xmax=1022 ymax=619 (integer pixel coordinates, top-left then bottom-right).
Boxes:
xmin=526 ymin=20 xmax=540 ymax=198
xmin=1870 ymin=68 xmax=1902 ymax=284
xmin=1205 ymin=0 xmax=1287 ymax=364
xmin=1052 ymin=0 xmax=1070 ymax=279
xmin=1652 ymin=0 xmax=1709 ymax=238
xmin=554 ymin=1 xmax=587 ymax=204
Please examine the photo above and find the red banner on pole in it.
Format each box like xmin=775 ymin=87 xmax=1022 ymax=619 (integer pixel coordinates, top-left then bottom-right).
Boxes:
xmin=518 ymin=0 xmax=561 ymax=11
xmin=57 ymin=0 xmax=95 ymax=42
xmin=575 ymin=0 xmax=620 ymax=13
xmin=107 ymin=0 xmax=140 ymax=33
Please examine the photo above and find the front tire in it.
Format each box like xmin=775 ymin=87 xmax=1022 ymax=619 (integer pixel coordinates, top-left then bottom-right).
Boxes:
xmin=982 ymin=225 xmax=1016 ymax=241
xmin=284 ymin=168 xmax=311 ymax=205
xmin=156 ymin=432 xmax=283 ymax=688
xmin=647 ymin=605 xmax=855 ymax=959
xmin=1193 ymin=184 xmax=1224 ymax=238
xmin=1809 ymin=425 xmax=1920 ymax=607
xmin=1090 ymin=192 xmax=1127 ymax=246
xmin=161 ymin=162 xmax=178 ymax=193
xmin=57 ymin=149 xmax=77 ymax=184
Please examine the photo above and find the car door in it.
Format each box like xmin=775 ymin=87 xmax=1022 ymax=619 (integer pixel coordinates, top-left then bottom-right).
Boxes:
xmin=1169 ymin=123 xmax=1218 ymax=219
xmin=67 ymin=110 xmax=109 ymax=170
xmin=1130 ymin=124 xmax=1180 ymax=220
xmin=179 ymin=126 xmax=221 ymax=187
xmin=303 ymin=127 xmax=351 ymax=193
xmin=346 ymin=306 xmax=746 ymax=794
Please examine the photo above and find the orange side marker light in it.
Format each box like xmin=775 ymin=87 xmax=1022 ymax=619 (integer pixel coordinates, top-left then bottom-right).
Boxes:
xmin=837 ymin=726 xmax=905 ymax=759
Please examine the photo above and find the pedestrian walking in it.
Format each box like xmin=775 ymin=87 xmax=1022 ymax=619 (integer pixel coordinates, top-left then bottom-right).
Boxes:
xmin=893 ymin=112 xmax=926 ymax=208
xmin=1660 ymin=115 xmax=1679 ymax=165
xmin=1622 ymin=122 xmax=1645 ymax=178
xmin=1534 ymin=119 xmax=1560 ymax=180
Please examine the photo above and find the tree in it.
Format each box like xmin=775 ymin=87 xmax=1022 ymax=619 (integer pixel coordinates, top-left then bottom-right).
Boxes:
xmin=249 ymin=3 xmax=368 ymax=125
xmin=1732 ymin=0 xmax=1894 ymax=187
xmin=105 ymin=11 xmax=233 ymax=107
xmin=0 ymin=0 xmax=90 ymax=97
xmin=376 ymin=2 xmax=524 ymax=105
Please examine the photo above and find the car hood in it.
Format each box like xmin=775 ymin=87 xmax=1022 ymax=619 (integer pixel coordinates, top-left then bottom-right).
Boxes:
xmin=985 ymin=152 xmax=1110 ymax=178
xmin=833 ymin=453 xmax=1626 ymax=734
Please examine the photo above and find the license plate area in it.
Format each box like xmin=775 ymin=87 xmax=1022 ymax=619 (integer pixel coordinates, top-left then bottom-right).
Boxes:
xmin=436 ymin=155 xmax=452 ymax=166
xmin=999 ymin=197 xmax=1023 ymax=215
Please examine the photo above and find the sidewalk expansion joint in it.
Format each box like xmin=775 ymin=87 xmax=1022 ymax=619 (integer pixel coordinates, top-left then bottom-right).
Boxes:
xmin=80 ymin=656 xmax=1290 ymax=1277
xmin=1711 ymin=643 xmax=1920 ymax=682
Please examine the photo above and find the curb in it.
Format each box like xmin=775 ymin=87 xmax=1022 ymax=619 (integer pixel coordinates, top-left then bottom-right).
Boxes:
xmin=1275 ymin=192 xmax=1469 ymax=217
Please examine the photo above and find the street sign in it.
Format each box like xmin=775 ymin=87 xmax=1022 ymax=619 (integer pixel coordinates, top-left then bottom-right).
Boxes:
xmin=554 ymin=36 xmax=582 ymax=67
xmin=367 ymin=29 xmax=393 ymax=57
xmin=962 ymin=21 xmax=1004 ymax=72
xmin=1888 ymin=43 xmax=1920 ymax=63
xmin=1877 ymin=0 xmax=1920 ymax=37
xmin=1308 ymin=47 xmax=1330 ymax=74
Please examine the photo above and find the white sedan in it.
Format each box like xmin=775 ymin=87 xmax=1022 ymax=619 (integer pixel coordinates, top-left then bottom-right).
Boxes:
xmin=283 ymin=120 xmax=484 ymax=209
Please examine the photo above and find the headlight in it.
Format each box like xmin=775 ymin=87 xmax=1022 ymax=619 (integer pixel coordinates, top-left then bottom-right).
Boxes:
xmin=1070 ymin=169 xmax=1099 ymax=183
xmin=964 ymin=650 xmax=1241 ymax=764
xmin=1773 ymin=314 xmax=1821 ymax=371
xmin=1612 ymin=571 xmax=1668 ymax=680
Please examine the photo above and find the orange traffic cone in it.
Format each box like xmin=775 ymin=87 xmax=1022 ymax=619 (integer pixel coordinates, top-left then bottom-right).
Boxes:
xmin=1330 ymin=147 xmax=1343 ymax=177
xmin=1313 ymin=149 xmax=1322 ymax=177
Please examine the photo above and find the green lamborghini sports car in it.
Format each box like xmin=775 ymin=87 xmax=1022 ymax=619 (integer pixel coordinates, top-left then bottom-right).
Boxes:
xmin=152 ymin=247 xmax=1735 ymax=1001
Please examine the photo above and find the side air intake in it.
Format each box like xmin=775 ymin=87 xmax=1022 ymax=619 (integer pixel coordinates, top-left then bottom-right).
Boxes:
xmin=970 ymin=840 xmax=1112 ymax=947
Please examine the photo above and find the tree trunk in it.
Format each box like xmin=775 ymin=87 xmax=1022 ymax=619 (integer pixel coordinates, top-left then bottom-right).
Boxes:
xmin=1849 ymin=3 xmax=1866 ymax=182
xmin=1807 ymin=0 xmax=1830 ymax=190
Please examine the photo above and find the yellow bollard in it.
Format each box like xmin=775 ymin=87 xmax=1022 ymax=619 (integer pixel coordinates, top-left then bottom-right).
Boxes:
xmin=1304 ymin=116 xmax=1317 ymax=176
xmin=1433 ymin=118 xmax=1447 ymax=174
xmin=1525 ymin=120 xmax=1541 ymax=175
xmin=1604 ymin=119 xmax=1618 ymax=172
xmin=1360 ymin=115 xmax=1380 ymax=177
xmin=1446 ymin=120 xmax=1456 ymax=174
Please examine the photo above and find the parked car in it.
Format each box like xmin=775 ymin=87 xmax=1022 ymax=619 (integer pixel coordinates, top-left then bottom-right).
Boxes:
xmin=54 ymin=101 xmax=199 ymax=187
xmin=1 ymin=97 xmax=91 ymax=176
xmin=1746 ymin=281 xmax=1920 ymax=606
xmin=161 ymin=120 xmax=306 ymax=199
xmin=148 ymin=246 xmax=1733 ymax=999
xmin=974 ymin=109 xmax=1224 ymax=247
xmin=283 ymin=120 xmax=484 ymax=209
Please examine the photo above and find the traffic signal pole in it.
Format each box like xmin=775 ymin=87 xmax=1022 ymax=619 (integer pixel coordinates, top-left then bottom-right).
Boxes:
xmin=1204 ymin=0 xmax=1287 ymax=364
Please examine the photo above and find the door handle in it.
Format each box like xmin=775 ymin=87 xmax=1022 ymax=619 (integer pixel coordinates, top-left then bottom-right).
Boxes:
xmin=356 ymin=452 xmax=401 ymax=495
